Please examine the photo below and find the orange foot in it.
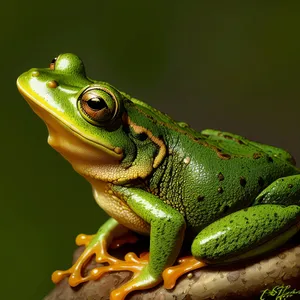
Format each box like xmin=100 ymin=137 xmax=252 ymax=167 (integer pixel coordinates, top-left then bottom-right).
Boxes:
xmin=52 ymin=233 xmax=205 ymax=299
xmin=52 ymin=233 xmax=151 ymax=300
xmin=162 ymin=256 xmax=207 ymax=289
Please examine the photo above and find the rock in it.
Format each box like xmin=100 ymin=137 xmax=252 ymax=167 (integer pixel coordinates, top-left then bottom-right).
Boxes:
xmin=44 ymin=235 xmax=300 ymax=300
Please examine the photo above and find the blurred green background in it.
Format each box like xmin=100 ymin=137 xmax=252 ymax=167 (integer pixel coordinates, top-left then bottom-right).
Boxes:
xmin=2 ymin=1 xmax=300 ymax=299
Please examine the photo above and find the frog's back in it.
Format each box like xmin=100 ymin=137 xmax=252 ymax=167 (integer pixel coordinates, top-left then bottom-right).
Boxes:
xmin=149 ymin=127 xmax=299 ymax=234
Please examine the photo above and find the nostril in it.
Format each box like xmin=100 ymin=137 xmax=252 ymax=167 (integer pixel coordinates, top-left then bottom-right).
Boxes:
xmin=32 ymin=70 xmax=40 ymax=77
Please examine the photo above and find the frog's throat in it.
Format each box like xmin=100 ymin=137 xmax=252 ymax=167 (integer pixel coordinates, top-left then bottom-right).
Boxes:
xmin=17 ymin=82 xmax=122 ymax=158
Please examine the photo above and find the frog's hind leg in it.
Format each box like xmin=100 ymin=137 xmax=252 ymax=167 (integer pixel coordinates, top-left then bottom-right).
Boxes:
xmin=196 ymin=173 xmax=300 ymax=264
xmin=163 ymin=203 xmax=300 ymax=288
xmin=191 ymin=205 xmax=300 ymax=265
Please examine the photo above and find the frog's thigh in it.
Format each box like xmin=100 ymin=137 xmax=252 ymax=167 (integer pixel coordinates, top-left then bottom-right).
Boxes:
xmin=191 ymin=204 xmax=300 ymax=264
xmin=254 ymin=174 xmax=300 ymax=206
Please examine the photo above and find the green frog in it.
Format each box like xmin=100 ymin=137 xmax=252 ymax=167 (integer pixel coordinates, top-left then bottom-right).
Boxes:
xmin=17 ymin=53 xmax=300 ymax=300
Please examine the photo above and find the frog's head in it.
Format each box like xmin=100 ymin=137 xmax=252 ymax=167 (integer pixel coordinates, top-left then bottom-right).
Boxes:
xmin=17 ymin=53 xmax=149 ymax=183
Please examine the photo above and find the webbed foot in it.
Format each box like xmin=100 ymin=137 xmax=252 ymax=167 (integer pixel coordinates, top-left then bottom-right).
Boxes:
xmin=52 ymin=233 xmax=125 ymax=286
xmin=53 ymin=237 xmax=159 ymax=300
xmin=51 ymin=225 xmax=161 ymax=300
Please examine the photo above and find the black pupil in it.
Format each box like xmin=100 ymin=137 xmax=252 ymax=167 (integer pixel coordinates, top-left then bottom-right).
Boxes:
xmin=87 ymin=97 xmax=108 ymax=110
xmin=51 ymin=57 xmax=57 ymax=64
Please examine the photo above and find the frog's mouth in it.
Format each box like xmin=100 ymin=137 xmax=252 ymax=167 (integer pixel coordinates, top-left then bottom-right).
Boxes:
xmin=17 ymin=80 xmax=123 ymax=175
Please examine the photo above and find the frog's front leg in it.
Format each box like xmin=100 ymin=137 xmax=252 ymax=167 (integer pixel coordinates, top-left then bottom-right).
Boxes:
xmin=111 ymin=186 xmax=186 ymax=299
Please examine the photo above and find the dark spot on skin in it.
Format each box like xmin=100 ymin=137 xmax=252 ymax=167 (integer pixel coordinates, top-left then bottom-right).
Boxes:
xmin=218 ymin=187 xmax=224 ymax=194
xmin=218 ymin=172 xmax=224 ymax=181
xmin=230 ymin=220 xmax=233 ymax=223
xmin=217 ymin=152 xmax=231 ymax=160
xmin=288 ymin=184 xmax=293 ymax=188
xmin=223 ymin=205 xmax=230 ymax=213
xmin=211 ymin=145 xmax=232 ymax=160
xmin=258 ymin=177 xmax=264 ymax=187
xmin=137 ymin=132 xmax=148 ymax=141
xmin=253 ymin=152 xmax=262 ymax=159
xmin=240 ymin=177 xmax=247 ymax=187
xmin=197 ymin=196 xmax=205 ymax=202
xmin=274 ymin=212 xmax=278 ymax=217
xmin=245 ymin=217 xmax=249 ymax=220
xmin=224 ymin=135 xmax=233 ymax=140
xmin=268 ymin=157 xmax=274 ymax=163
xmin=252 ymin=214 xmax=256 ymax=216
xmin=243 ymin=208 xmax=248 ymax=212
xmin=222 ymin=134 xmax=246 ymax=145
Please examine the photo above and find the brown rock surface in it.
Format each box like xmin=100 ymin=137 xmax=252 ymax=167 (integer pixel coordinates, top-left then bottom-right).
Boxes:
xmin=44 ymin=235 xmax=300 ymax=300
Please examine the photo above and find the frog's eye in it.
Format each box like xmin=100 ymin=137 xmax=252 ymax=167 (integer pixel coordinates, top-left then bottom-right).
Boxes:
xmin=49 ymin=57 xmax=58 ymax=70
xmin=78 ymin=88 xmax=119 ymax=126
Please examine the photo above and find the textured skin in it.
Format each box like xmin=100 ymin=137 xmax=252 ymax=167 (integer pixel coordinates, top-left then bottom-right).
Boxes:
xmin=255 ymin=175 xmax=300 ymax=206
xmin=191 ymin=205 xmax=300 ymax=262
xmin=17 ymin=53 xmax=300 ymax=298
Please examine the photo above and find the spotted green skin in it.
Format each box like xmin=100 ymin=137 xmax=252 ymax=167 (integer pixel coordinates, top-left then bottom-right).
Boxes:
xmin=192 ymin=204 xmax=300 ymax=263
xmin=17 ymin=53 xmax=300 ymax=287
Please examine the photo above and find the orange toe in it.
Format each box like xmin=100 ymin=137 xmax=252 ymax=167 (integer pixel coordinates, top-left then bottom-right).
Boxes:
xmin=52 ymin=233 xmax=151 ymax=298
xmin=75 ymin=233 xmax=94 ymax=246
xmin=52 ymin=239 xmax=124 ymax=286
xmin=110 ymin=274 xmax=161 ymax=300
xmin=162 ymin=256 xmax=206 ymax=289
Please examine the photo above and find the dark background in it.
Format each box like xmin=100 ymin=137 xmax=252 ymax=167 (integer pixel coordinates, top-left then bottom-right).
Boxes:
xmin=2 ymin=2 xmax=300 ymax=299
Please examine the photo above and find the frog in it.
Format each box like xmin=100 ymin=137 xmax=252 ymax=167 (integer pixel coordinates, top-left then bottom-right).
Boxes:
xmin=17 ymin=53 xmax=300 ymax=300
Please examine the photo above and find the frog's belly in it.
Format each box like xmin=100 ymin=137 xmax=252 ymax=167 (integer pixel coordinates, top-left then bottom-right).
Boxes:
xmin=92 ymin=185 xmax=150 ymax=235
